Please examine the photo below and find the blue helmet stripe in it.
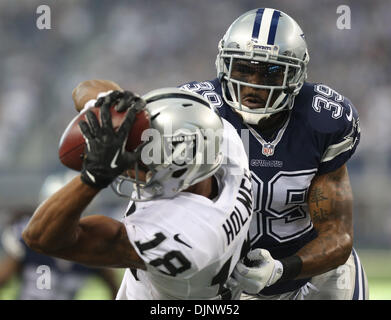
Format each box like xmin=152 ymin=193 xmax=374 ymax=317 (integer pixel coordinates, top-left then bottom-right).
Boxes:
xmin=267 ymin=10 xmax=281 ymax=45
xmin=251 ymin=8 xmax=265 ymax=40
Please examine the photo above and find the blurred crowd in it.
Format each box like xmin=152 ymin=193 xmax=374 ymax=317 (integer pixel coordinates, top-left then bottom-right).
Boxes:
xmin=0 ymin=0 xmax=390 ymax=253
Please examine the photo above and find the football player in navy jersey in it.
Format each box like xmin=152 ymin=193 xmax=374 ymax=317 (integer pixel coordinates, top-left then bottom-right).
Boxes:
xmin=180 ymin=8 xmax=368 ymax=300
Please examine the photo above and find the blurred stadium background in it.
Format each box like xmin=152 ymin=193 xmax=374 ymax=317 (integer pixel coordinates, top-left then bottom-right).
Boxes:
xmin=0 ymin=0 xmax=390 ymax=299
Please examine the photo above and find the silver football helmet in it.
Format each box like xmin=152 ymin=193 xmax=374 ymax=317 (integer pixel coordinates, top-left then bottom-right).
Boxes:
xmin=112 ymin=88 xmax=224 ymax=201
xmin=216 ymin=8 xmax=310 ymax=124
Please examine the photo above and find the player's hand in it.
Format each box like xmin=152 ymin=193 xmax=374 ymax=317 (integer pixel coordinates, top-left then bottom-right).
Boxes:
xmin=233 ymin=249 xmax=283 ymax=294
xmin=95 ymin=90 xmax=146 ymax=112
xmin=79 ymin=98 xmax=139 ymax=189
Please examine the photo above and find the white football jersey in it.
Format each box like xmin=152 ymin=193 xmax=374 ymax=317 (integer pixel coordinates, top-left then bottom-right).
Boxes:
xmin=117 ymin=119 xmax=253 ymax=300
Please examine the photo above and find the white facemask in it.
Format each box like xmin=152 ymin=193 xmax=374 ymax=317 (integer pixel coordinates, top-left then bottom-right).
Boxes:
xmin=235 ymin=106 xmax=272 ymax=125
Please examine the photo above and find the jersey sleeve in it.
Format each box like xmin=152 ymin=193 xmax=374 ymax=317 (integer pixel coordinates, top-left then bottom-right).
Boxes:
xmin=317 ymin=97 xmax=361 ymax=175
xmin=179 ymin=79 xmax=224 ymax=112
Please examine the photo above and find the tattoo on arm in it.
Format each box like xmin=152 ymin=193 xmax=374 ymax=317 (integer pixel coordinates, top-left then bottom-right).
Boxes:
xmin=295 ymin=165 xmax=353 ymax=278
xmin=309 ymin=187 xmax=328 ymax=208
xmin=311 ymin=208 xmax=329 ymax=224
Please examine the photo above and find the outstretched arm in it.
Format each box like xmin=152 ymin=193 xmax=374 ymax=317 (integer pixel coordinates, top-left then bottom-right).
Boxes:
xmin=23 ymin=90 xmax=145 ymax=269
xmin=72 ymin=79 xmax=123 ymax=112
xmin=22 ymin=175 xmax=98 ymax=253
xmin=22 ymin=175 xmax=145 ymax=269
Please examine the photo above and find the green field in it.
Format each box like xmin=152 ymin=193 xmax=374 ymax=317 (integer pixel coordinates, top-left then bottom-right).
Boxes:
xmin=1 ymin=249 xmax=390 ymax=300
xmin=356 ymin=249 xmax=391 ymax=300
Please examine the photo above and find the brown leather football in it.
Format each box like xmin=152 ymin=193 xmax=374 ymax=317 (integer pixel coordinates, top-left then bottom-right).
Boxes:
xmin=58 ymin=106 xmax=150 ymax=171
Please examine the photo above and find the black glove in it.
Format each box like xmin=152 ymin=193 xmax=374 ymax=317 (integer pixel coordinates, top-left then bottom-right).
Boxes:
xmin=79 ymin=96 xmax=140 ymax=189
xmin=95 ymin=90 xmax=146 ymax=112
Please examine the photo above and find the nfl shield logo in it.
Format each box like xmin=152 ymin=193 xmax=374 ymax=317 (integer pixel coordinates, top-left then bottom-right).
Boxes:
xmin=262 ymin=143 xmax=275 ymax=157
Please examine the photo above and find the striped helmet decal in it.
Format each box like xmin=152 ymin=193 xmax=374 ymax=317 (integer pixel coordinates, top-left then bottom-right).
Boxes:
xmin=251 ymin=8 xmax=265 ymax=39
xmin=251 ymin=8 xmax=281 ymax=45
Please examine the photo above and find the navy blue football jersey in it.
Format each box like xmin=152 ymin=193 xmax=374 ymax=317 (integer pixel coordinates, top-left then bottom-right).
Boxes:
xmin=180 ymin=78 xmax=360 ymax=294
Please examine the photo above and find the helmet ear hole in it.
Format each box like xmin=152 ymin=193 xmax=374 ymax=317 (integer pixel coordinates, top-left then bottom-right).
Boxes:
xmin=172 ymin=168 xmax=187 ymax=178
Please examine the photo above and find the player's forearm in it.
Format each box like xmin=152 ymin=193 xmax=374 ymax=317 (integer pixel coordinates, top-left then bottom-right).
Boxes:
xmin=22 ymin=176 xmax=99 ymax=253
xmin=293 ymin=165 xmax=353 ymax=279
xmin=72 ymin=79 xmax=122 ymax=112
xmin=295 ymin=227 xmax=352 ymax=279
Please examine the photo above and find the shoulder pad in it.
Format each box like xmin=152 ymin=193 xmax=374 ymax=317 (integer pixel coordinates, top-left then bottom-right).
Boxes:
xmin=297 ymin=83 xmax=361 ymax=172
xmin=179 ymin=79 xmax=224 ymax=109
xmin=297 ymin=83 xmax=359 ymax=135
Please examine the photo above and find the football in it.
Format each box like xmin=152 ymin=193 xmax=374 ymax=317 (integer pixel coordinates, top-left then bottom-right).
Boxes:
xmin=58 ymin=106 xmax=150 ymax=171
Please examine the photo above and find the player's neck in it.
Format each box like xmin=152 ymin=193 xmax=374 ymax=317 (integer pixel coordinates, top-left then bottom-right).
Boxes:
xmin=252 ymin=110 xmax=289 ymax=141
xmin=183 ymin=176 xmax=218 ymax=200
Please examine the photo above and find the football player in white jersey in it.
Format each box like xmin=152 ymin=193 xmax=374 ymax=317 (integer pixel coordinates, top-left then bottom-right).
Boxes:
xmin=22 ymin=87 xmax=253 ymax=300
